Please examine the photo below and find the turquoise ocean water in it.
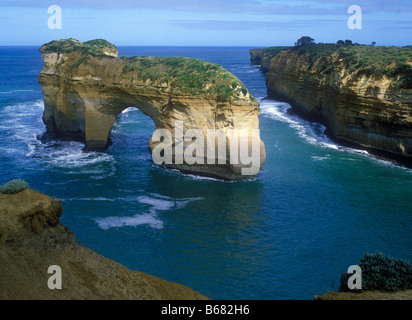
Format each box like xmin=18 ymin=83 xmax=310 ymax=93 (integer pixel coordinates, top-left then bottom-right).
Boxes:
xmin=0 ymin=46 xmax=411 ymax=299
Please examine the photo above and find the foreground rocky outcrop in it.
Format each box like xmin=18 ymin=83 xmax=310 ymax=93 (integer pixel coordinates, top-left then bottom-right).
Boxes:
xmin=38 ymin=39 xmax=265 ymax=180
xmin=251 ymin=44 xmax=412 ymax=164
xmin=0 ymin=189 xmax=208 ymax=300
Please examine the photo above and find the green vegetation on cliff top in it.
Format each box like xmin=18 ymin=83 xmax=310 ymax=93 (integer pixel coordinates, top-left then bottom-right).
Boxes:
xmin=258 ymin=43 xmax=412 ymax=89
xmin=0 ymin=179 xmax=29 ymax=194
xmin=359 ymin=251 xmax=412 ymax=292
xmin=297 ymin=44 xmax=412 ymax=89
xmin=40 ymin=39 xmax=253 ymax=102
xmin=260 ymin=46 xmax=292 ymax=56
xmin=121 ymin=56 xmax=250 ymax=101
xmin=40 ymin=38 xmax=118 ymax=57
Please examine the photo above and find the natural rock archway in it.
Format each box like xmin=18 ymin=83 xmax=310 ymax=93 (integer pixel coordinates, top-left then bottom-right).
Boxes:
xmin=38 ymin=39 xmax=266 ymax=180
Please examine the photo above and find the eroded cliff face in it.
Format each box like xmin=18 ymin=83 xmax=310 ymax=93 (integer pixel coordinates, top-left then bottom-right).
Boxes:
xmin=264 ymin=48 xmax=412 ymax=162
xmin=249 ymin=47 xmax=292 ymax=72
xmin=38 ymin=39 xmax=266 ymax=180
xmin=0 ymin=189 xmax=209 ymax=300
xmin=249 ymin=49 xmax=263 ymax=65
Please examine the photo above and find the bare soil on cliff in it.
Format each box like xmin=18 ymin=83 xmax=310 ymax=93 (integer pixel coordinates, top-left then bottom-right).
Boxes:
xmin=0 ymin=189 xmax=208 ymax=300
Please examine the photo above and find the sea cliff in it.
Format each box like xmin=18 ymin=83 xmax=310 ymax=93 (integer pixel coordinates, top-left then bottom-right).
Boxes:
xmin=251 ymin=44 xmax=412 ymax=164
xmin=0 ymin=188 xmax=208 ymax=300
xmin=38 ymin=39 xmax=266 ymax=180
xmin=249 ymin=47 xmax=292 ymax=72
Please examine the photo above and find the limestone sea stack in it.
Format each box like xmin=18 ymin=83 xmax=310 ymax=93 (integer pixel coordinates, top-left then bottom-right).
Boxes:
xmin=38 ymin=39 xmax=266 ymax=180
xmin=0 ymin=189 xmax=209 ymax=300
xmin=252 ymin=44 xmax=412 ymax=164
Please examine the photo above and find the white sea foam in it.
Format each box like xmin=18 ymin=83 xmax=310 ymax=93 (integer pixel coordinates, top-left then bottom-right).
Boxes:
xmin=121 ymin=107 xmax=135 ymax=114
xmin=259 ymin=98 xmax=412 ymax=172
xmin=0 ymin=99 xmax=116 ymax=179
xmin=311 ymin=155 xmax=330 ymax=161
xmin=188 ymin=173 xmax=256 ymax=183
xmin=25 ymin=138 xmax=38 ymax=157
xmin=43 ymin=179 xmax=84 ymax=186
xmin=163 ymin=167 xmax=238 ymax=182
xmin=48 ymin=147 xmax=114 ymax=168
xmin=94 ymin=193 xmax=203 ymax=230
xmin=23 ymin=132 xmax=117 ymax=178
xmin=111 ymin=108 xmax=143 ymax=134
xmin=0 ymin=89 xmax=34 ymax=94
xmin=137 ymin=195 xmax=176 ymax=211
xmin=0 ymin=100 xmax=44 ymax=155
xmin=259 ymin=99 xmax=340 ymax=151
xmin=96 ymin=213 xmax=164 ymax=230
xmin=2 ymin=100 xmax=44 ymax=113
xmin=138 ymin=193 xmax=204 ymax=211
xmin=65 ymin=197 xmax=117 ymax=202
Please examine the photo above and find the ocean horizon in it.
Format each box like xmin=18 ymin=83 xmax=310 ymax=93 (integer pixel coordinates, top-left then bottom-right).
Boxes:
xmin=1 ymin=45 xmax=411 ymax=300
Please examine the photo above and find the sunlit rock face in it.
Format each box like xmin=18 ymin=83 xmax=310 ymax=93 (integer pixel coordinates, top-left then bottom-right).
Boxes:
xmin=38 ymin=39 xmax=266 ymax=180
xmin=262 ymin=46 xmax=412 ymax=161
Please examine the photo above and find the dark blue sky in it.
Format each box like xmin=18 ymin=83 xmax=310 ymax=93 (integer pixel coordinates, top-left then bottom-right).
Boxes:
xmin=1 ymin=0 xmax=411 ymax=46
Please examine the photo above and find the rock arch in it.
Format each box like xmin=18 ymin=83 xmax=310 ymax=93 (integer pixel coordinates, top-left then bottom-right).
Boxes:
xmin=38 ymin=39 xmax=266 ymax=180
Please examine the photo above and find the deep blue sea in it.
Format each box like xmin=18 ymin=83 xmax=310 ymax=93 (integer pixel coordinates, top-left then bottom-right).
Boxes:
xmin=0 ymin=46 xmax=411 ymax=300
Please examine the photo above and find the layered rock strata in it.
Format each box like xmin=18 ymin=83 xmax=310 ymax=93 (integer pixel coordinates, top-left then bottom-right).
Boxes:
xmin=0 ymin=189 xmax=209 ymax=300
xmin=38 ymin=39 xmax=266 ymax=180
xmin=252 ymin=45 xmax=412 ymax=163
xmin=249 ymin=47 xmax=292 ymax=72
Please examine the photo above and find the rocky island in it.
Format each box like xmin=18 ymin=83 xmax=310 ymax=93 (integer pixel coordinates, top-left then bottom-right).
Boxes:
xmin=38 ymin=39 xmax=266 ymax=180
xmin=0 ymin=187 xmax=208 ymax=300
xmin=250 ymin=43 xmax=412 ymax=165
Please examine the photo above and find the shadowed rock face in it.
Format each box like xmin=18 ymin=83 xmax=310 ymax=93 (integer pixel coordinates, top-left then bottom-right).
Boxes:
xmin=249 ymin=49 xmax=263 ymax=65
xmin=38 ymin=39 xmax=265 ymax=180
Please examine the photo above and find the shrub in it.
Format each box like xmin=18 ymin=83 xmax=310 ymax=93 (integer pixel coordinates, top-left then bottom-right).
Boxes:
xmin=359 ymin=252 xmax=412 ymax=292
xmin=292 ymin=44 xmax=412 ymax=89
xmin=295 ymin=36 xmax=315 ymax=47
xmin=389 ymin=64 xmax=412 ymax=89
xmin=40 ymin=38 xmax=117 ymax=58
xmin=0 ymin=179 xmax=29 ymax=194
xmin=121 ymin=56 xmax=252 ymax=101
